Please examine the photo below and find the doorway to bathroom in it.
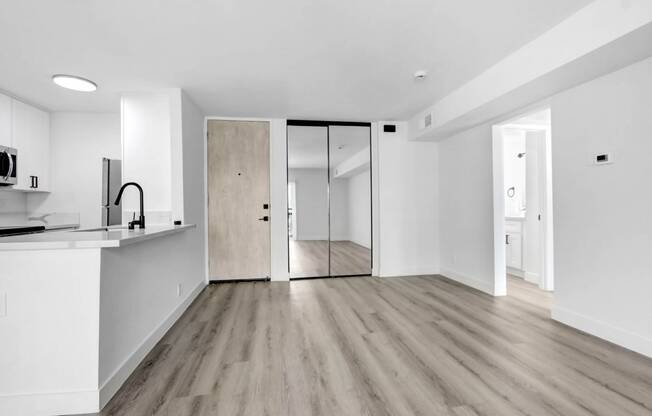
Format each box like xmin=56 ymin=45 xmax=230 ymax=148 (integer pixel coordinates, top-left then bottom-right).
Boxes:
xmin=286 ymin=120 xmax=372 ymax=279
xmin=492 ymin=108 xmax=554 ymax=302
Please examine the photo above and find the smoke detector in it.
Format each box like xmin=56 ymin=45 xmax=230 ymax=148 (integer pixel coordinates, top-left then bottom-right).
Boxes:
xmin=414 ymin=70 xmax=427 ymax=80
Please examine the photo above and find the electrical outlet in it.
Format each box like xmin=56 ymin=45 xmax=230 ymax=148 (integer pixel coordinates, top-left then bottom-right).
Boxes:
xmin=176 ymin=284 xmax=182 ymax=298
xmin=0 ymin=292 xmax=6 ymax=317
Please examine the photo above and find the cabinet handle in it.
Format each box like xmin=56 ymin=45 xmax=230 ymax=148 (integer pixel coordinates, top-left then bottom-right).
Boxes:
xmin=505 ymin=234 xmax=510 ymax=245
xmin=30 ymin=175 xmax=38 ymax=189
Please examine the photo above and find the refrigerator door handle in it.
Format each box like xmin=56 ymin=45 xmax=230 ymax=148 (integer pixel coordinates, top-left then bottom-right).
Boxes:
xmin=101 ymin=158 xmax=110 ymax=207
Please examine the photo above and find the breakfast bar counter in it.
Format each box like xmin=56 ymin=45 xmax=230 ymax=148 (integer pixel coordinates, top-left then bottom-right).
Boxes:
xmin=0 ymin=223 xmax=205 ymax=416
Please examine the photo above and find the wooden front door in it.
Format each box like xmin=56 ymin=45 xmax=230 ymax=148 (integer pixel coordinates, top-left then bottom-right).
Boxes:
xmin=207 ymin=120 xmax=270 ymax=280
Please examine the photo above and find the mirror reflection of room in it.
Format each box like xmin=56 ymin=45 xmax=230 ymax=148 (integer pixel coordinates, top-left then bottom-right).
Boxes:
xmin=287 ymin=123 xmax=372 ymax=279
xmin=287 ymin=125 xmax=329 ymax=278
xmin=328 ymin=125 xmax=371 ymax=277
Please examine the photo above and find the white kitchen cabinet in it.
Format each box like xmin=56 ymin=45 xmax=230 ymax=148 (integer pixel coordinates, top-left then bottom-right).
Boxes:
xmin=0 ymin=94 xmax=11 ymax=147
xmin=12 ymin=99 xmax=50 ymax=192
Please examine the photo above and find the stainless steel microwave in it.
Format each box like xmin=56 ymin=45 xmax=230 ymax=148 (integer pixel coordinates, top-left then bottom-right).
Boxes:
xmin=0 ymin=146 xmax=17 ymax=186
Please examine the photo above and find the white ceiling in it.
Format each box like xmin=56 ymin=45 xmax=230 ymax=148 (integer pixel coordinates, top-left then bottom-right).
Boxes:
xmin=288 ymin=125 xmax=370 ymax=169
xmin=0 ymin=0 xmax=592 ymax=119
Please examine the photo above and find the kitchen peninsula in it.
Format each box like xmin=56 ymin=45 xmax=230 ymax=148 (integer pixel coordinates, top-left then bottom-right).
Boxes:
xmin=0 ymin=224 xmax=205 ymax=416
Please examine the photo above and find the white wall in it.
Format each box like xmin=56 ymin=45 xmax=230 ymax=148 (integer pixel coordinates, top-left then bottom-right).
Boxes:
xmin=121 ymin=93 xmax=173 ymax=224
xmin=377 ymin=122 xmax=439 ymax=277
xmin=550 ymin=56 xmax=652 ymax=357
xmin=348 ymin=169 xmax=371 ymax=248
xmin=502 ymin=129 xmax=526 ymax=218
xmin=26 ymin=112 xmax=121 ymax=228
xmin=436 ymin=57 xmax=652 ymax=356
xmin=207 ymin=118 xmax=437 ymax=281
xmin=438 ymin=124 xmax=497 ymax=294
xmin=98 ymin=230 xmax=205 ymax=406
xmin=0 ymin=192 xmax=27 ymax=225
xmin=100 ymin=91 xmax=208 ymax=404
xmin=180 ymin=92 xmax=207 ymax=284
xmin=269 ymin=119 xmax=289 ymax=281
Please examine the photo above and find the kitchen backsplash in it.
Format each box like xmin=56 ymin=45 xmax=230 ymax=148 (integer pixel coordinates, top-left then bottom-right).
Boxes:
xmin=122 ymin=210 xmax=173 ymax=226
xmin=1 ymin=191 xmax=171 ymax=228
xmin=1 ymin=191 xmax=81 ymax=227
xmin=0 ymin=191 xmax=27 ymax=215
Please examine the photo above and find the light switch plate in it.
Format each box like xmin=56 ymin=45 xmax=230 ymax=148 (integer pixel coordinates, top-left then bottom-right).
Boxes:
xmin=0 ymin=292 xmax=6 ymax=317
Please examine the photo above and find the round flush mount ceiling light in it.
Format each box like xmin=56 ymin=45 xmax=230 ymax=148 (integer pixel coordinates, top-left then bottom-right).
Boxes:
xmin=413 ymin=70 xmax=427 ymax=81
xmin=52 ymin=74 xmax=97 ymax=92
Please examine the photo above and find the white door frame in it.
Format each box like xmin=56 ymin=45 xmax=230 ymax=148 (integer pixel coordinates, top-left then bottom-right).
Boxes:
xmin=204 ymin=117 xmax=286 ymax=282
xmin=288 ymin=181 xmax=297 ymax=239
xmin=204 ymin=118 xmax=272 ymax=281
xmin=492 ymin=107 xmax=554 ymax=294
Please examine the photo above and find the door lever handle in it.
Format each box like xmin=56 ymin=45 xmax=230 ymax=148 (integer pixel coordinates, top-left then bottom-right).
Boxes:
xmin=258 ymin=216 xmax=269 ymax=222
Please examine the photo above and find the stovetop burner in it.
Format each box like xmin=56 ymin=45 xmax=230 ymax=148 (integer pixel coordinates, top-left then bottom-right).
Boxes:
xmin=0 ymin=225 xmax=46 ymax=237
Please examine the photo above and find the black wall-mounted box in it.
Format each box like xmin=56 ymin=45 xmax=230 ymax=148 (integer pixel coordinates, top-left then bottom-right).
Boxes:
xmin=383 ymin=124 xmax=396 ymax=133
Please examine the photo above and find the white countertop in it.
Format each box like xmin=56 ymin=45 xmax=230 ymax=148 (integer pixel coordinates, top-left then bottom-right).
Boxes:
xmin=0 ymin=224 xmax=195 ymax=250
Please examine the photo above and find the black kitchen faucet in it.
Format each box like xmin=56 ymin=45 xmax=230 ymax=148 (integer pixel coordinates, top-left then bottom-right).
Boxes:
xmin=114 ymin=182 xmax=145 ymax=229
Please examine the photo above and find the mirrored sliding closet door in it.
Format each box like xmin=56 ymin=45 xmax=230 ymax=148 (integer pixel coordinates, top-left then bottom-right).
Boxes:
xmin=287 ymin=121 xmax=372 ymax=279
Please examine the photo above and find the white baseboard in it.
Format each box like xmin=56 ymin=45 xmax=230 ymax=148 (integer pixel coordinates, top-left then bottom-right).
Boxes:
xmin=379 ymin=266 xmax=440 ymax=278
xmin=439 ymin=268 xmax=496 ymax=296
xmin=98 ymin=280 xmax=206 ymax=408
xmin=524 ymin=271 xmax=540 ymax=284
xmin=552 ymin=305 xmax=652 ymax=358
xmin=506 ymin=267 xmax=524 ymax=278
xmin=0 ymin=389 xmax=98 ymax=416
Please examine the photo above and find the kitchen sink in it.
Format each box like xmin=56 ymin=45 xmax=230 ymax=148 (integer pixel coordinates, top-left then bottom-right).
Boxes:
xmin=73 ymin=226 xmax=129 ymax=232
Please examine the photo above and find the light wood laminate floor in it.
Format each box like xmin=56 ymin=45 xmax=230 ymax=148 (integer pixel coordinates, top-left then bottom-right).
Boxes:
xmin=289 ymin=240 xmax=371 ymax=278
xmin=97 ymin=275 xmax=652 ymax=416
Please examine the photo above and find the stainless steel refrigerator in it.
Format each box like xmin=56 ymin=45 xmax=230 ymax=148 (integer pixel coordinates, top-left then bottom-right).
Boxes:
xmin=102 ymin=158 xmax=122 ymax=226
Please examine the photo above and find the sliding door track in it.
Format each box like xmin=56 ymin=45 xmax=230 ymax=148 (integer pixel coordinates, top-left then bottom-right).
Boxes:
xmin=289 ymin=274 xmax=371 ymax=281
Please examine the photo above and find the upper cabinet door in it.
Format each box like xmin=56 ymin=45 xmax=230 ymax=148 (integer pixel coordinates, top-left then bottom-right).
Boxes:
xmin=0 ymin=94 xmax=11 ymax=147
xmin=12 ymin=99 xmax=50 ymax=192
